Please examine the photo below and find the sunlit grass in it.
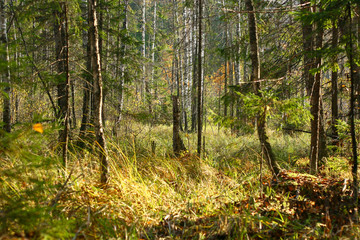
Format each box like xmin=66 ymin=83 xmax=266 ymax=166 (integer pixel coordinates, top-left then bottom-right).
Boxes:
xmin=1 ymin=122 xmax=359 ymax=239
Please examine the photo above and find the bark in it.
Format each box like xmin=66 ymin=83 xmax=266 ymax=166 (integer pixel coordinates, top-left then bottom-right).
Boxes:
xmin=191 ymin=3 xmax=197 ymax=132
xmin=1 ymin=0 xmax=11 ymax=133
xmin=245 ymin=0 xmax=279 ymax=177
xmin=355 ymin=4 xmax=360 ymax=119
xmin=79 ymin=25 xmax=92 ymax=143
xmin=223 ymin=0 xmax=228 ymax=117
xmin=151 ymin=0 xmax=157 ymax=116
xmin=310 ymin=13 xmax=326 ymax=174
xmin=172 ymin=95 xmax=186 ymax=156
xmin=142 ymin=0 xmax=151 ymax=113
xmin=197 ymin=0 xmax=202 ymax=156
xmin=54 ymin=2 xmax=70 ymax=166
xmin=331 ymin=22 xmax=339 ymax=145
xmin=89 ymin=0 xmax=109 ymax=184
xmin=347 ymin=2 xmax=358 ymax=204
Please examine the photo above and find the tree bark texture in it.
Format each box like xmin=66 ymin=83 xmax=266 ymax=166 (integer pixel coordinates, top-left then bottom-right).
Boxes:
xmin=172 ymin=95 xmax=186 ymax=156
xmin=245 ymin=0 xmax=279 ymax=177
xmin=347 ymin=2 xmax=358 ymax=205
xmin=54 ymin=2 xmax=70 ymax=166
xmin=310 ymin=16 xmax=326 ymax=174
xmin=89 ymin=0 xmax=109 ymax=184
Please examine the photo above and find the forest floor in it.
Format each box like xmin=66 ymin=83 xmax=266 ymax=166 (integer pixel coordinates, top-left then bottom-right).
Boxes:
xmin=0 ymin=121 xmax=360 ymax=239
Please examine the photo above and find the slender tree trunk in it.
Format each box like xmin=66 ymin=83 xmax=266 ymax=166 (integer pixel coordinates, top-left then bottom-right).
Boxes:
xmin=331 ymin=22 xmax=339 ymax=145
xmin=191 ymin=3 xmax=198 ymax=132
xmin=245 ymin=0 xmax=279 ymax=177
xmin=54 ymin=2 xmax=70 ymax=166
xmin=151 ymin=0 xmax=157 ymax=119
xmin=62 ymin=3 xmax=70 ymax=166
xmin=1 ymin=0 xmax=11 ymax=133
xmin=310 ymin=12 xmax=326 ymax=174
xmin=347 ymin=2 xmax=358 ymax=206
xmin=113 ymin=0 xmax=128 ymax=134
xmin=79 ymin=25 xmax=92 ymax=143
xmin=197 ymin=0 xmax=202 ymax=156
xmin=89 ymin=0 xmax=109 ymax=184
xmin=223 ymin=0 xmax=228 ymax=117
xmin=172 ymin=95 xmax=186 ymax=156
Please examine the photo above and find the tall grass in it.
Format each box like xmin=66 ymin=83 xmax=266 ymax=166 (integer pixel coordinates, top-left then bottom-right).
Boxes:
xmin=1 ymin=122 xmax=355 ymax=239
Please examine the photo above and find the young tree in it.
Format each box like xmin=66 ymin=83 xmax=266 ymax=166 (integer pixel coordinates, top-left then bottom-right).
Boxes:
xmin=245 ymin=0 xmax=279 ymax=177
xmin=197 ymin=0 xmax=202 ymax=156
xmin=89 ymin=0 xmax=109 ymax=184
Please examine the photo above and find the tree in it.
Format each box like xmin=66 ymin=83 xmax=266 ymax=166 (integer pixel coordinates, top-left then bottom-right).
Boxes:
xmin=245 ymin=0 xmax=279 ymax=177
xmin=1 ymin=0 xmax=11 ymax=133
xmin=197 ymin=0 xmax=202 ymax=156
xmin=330 ymin=21 xmax=339 ymax=146
xmin=89 ymin=0 xmax=109 ymax=184
xmin=54 ymin=1 xmax=70 ymax=166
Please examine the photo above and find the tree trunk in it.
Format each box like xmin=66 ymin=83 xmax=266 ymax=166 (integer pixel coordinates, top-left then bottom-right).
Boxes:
xmin=347 ymin=2 xmax=358 ymax=205
xmin=89 ymin=0 xmax=109 ymax=185
xmin=0 ymin=0 xmax=11 ymax=133
xmin=245 ymin=0 xmax=279 ymax=177
xmin=172 ymin=95 xmax=186 ymax=156
xmin=331 ymin=22 xmax=339 ymax=146
xmin=54 ymin=2 xmax=70 ymax=166
xmin=310 ymin=13 xmax=326 ymax=174
xmin=197 ymin=0 xmax=202 ymax=156
xmin=79 ymin=23 xmax=92 ymax=144
xmin=151 ymin=0 xmax=157 ymax=118
xmin=113 ymin=0 xmax=128 ymax=134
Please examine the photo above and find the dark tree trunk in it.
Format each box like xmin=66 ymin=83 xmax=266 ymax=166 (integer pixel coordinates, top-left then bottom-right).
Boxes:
xmin=79 ymin=27 xmax=92 ymax=143
xmin=54 ymin=2 xmax=70 ymax=166
xmin=347 ymin=2 xmax=358 ymax=205
xmin=89 ymin=0 xmax=109 ymax=184
xmin=331 ymin=22 xmax=339 ymax=146
xmin=245 ymin=0 xmax=279 ymax=177
xmin=1 ymin=0 xmax=11 ymax=133
xmin=310 ymin=15 xmax=326 ymax=174
xmin=197 ymin=0 xmax=202 ymax=156
xmin=172 ymin=95 xmax=186 ymax=156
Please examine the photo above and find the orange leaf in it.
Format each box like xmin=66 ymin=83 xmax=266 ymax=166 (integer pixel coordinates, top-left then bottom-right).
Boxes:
xmin=32 ymin=123 xmax=44 ymax=134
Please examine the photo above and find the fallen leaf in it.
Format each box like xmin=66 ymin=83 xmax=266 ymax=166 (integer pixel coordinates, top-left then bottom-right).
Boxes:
xmin=32 ymin=123 xmax=44 ymax=134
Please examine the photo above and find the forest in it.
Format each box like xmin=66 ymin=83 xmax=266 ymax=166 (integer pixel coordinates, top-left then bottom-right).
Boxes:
xmin=1 ymin=0 xmax=360 ymax=239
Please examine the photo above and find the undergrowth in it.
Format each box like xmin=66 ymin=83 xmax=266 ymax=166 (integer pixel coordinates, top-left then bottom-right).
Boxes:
xmin=0 ymin=122 xmax=358 ymax=239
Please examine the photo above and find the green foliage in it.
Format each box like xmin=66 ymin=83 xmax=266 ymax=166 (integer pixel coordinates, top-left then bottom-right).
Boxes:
xmin=217 ymin=88 xmax=311 ymax=132
xmin=0 ymin=125 xmax=75 ymax=239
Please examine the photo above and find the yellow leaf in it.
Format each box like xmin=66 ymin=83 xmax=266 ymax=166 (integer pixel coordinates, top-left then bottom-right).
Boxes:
xmin=32 ymin=123 xmax=44 ymax=134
